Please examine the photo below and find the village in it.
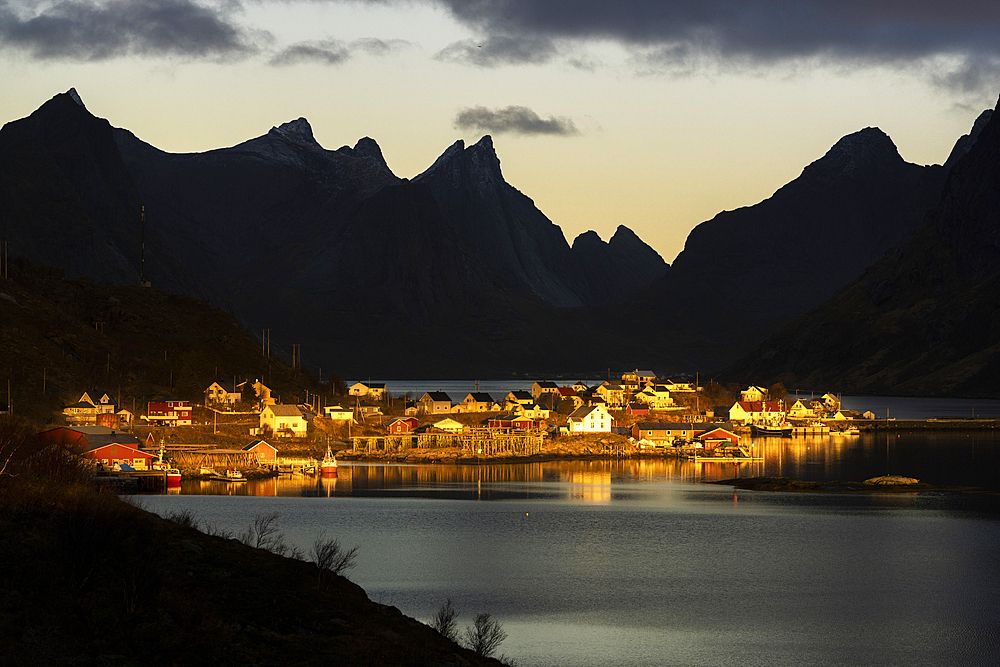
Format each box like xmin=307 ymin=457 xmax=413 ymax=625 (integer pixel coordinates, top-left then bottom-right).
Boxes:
xmin=34 ymin=370 xmax=877 ymax=487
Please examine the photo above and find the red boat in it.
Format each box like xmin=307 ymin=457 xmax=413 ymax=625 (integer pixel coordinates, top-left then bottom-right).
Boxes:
xmin=320 ymin=445 xmax=337 ymax=476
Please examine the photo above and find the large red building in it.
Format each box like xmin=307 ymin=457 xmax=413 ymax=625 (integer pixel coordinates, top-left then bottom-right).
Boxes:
xmin=147 ymin=399 xmax=192 ymax=426
xmin=36 ymin=426 xmax=153 ymax=469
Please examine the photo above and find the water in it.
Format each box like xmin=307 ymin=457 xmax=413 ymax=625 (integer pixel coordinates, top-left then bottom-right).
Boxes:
xmin=137 ymin=437 xmax=1000 ymax=667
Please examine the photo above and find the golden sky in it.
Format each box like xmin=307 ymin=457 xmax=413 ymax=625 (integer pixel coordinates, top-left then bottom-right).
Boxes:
xmin=2 ymin=0 xmax=997 ymax=262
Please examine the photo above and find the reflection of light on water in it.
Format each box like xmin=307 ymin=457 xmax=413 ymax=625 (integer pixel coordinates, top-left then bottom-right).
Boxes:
xmin=561 ymin=471 xmax=612 ymax=503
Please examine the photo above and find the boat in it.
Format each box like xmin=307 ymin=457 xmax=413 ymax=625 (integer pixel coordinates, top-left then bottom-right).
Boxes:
xmin=320 ymin=445 xmax=338 ymax=476
xmin=151 ymin=440 xmax=181 ymax=487
xmin=751 ymin=422 xmax=793 ymax=437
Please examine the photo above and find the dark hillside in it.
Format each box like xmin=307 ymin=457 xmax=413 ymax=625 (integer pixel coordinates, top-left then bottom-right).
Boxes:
xmin=0 ymin=259 xmax=320 ymax=423
xmin=721 ymin=95 xmax=1000 ymax=397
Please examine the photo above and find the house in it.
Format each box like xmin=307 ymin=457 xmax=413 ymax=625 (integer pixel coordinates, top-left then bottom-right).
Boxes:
xmin=862 ymin=411 xmax=876 ymax=420
xmin=356 ymin=401 xmax=383 ymax=418
xmin=567 ymin=405 xmax=614 ymax=433
xmin=260 ymin=404 xmax=308 ymax=437
xmin=78 ymin=391 xmax=116 ymax=414
xmin=728 ymin=401 xmax=785 ymax=425
xmin=571 ymin=381 xmax=589 ymax=393
xmin=37 ymin=426 xmax=151 ymax=470
xmin=349 ymin=382 xmax=386 ymax=400
xmin=694 ymin=425 xmax=740 ymax=447
xmin=454 ymin=393 xmax=497 ymax=413
xmin=630 ymin=422 xmax=696 ymax=443
xmin=626 ymin=402 xmax=649 ymax=416
xmin=388 ymin=417 xmax=419 ymax=434
xmin=147 ymin=399 xmax=192 ymax=426
xmin=741 ymin=386 xmax=768 ymax=402
xmin=531 ymin=381 xmax=560 ymax=401
xmin=622 ymin=369 xmax=657 ymax=387
xmin=822 ymin=393 xmax=841 ymax=412
xmin=242 ymin=439 xmax=278 ymax=464
xmin=505 ymin=390 xmax=534 ymax=407
xmin=488 ymin=414 xmax=543 ymax=432
xmin=204 ymin=381 xmax=242 ymax=406
xmin=238 ymin=379 xmax=275 ymax=407
xmin=432 ymin=418 xmax=465 ymax=433
xmin=665 ymin=380 xmax=696 ymax=393
xmin=634 ymin=385 xmax=674 ymax=409
xmin=63 ymin=401 xmax=99 ymax=425
xmin=323 ymin=405 xmax=354 ymax=421
xmin=787 ymin=399 xmax=817 ymax=419
xmin=595 ymin=381 xmax=625 ymax=407
xmin=419 ymin=392 xmax=453 ymax=415
xmin=515 ymin=403 xmax=551 ymax=419
xmin=556 ymin=387 xmax=583 ymax=410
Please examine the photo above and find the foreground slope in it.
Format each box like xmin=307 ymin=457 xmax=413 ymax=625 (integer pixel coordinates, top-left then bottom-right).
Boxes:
xmin=721 ymin=96 xmax=1000 ymax=397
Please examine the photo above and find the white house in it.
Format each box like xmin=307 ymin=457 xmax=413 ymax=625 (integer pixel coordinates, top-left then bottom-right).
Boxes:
xmin=323 ymin=405 xmax=354 ymax=421
xmin=349 ymin=382 xmax=386 ymax=400
xmin=741 ymin=386 xmax=768 ymax=402
xmin=432 ymin=418 xmax=465 ymax=433
xmin=204 ymin=381 xmax=241 ymax=406
xmin=260 ymin=405 xmax=308 ymax=437
xmin=419 ymin=392 xmax=453 ymax=415
xmin=567 ymin=405 xmax=614 ymax=433
xmin=729 ymin=401 xmax=785 ymax=425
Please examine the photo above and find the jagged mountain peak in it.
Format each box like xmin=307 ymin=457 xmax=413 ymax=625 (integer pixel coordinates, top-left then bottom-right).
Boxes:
xmin=414 ymin=135 xmax=502 ymax=185
xmin=802 ymin=127 xmax=904 ymax=182
xmin=270 ymin=117 xmax=319 ymax=148
xmin=944 ymin=109 xmax=994 ymax=169
xmin=66 ymin=88 xmax=85 ymax=108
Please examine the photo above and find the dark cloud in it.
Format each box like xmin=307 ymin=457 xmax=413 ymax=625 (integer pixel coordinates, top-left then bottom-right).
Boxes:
xmin=270 ymin=39 xmax=349 ymax=65
xmin=0 ymin=0 xmax=260 ymax=60
xmin=435 ymin=34 xmax=557 ymax=67
xmin=416 ymin=0 xmax=1000 ymax=88
xmin=454 ymin=105 xmax=579 ymax=136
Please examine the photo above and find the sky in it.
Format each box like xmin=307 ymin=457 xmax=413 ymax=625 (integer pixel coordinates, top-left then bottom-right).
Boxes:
xmin=2 ymin=0 xmax=1000 ymax=262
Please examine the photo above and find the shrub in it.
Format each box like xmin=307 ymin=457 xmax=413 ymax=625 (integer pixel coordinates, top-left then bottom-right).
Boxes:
xmin=310 ymin=536 xmax=359 ymax=591
xmin=431 ymin=598 xmax=459 ymax=642
xmin=463 ymin=612 xmax=507 ymax=657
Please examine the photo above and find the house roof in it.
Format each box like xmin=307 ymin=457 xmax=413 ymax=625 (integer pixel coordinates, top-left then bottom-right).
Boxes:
xmin=242 ymin=439 xmax=276 ymax=452
xmin=421 ymin=392 xmax=452 ymax=402
xmin=64 ymin=401 xmax=97 ymax=410
xmin=569 ymin=405 xmax=607 ymax=420
xmin=507 ymin=390 xmax=532 ymax=400
xmin=266 ymin=405 xmax=305 ymax=417
xmin=534 ymin=381 xmax=559 ymax=389
xmin=466 ymin=392 xmax=494 ymax=403
xmin=557 ymin=387 xmax=578 ymax=397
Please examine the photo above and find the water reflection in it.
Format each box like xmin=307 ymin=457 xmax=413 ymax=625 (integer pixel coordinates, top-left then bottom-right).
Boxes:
xmin=173 ymin=430 xmax=1000 ymax=498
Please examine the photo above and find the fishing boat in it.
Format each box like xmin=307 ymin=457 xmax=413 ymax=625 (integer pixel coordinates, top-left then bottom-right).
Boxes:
xmin=151 ymin=441 xmax=181 ymax=487
xmin=320 ymin=445 xmax=338 ymax=476
xmin=750 ymin=422 xmax=793 ymax=437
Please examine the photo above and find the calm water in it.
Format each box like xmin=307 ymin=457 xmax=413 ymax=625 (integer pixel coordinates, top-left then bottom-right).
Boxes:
xmin=138 ymin=435 xmax=1000 ymax=667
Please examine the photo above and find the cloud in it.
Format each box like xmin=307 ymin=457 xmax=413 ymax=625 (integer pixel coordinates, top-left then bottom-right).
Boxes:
xmin=0 ymin=0 xmax=261 ymax=60
xmin=269 ymin=36 xmax=412 ymax=66
xmin=413 ymin=0 xmax=1000 ymax=89
xmin=270 ymin=39 xmax=349 ymax=65
xmin=435 ymin=34 xmax=557 ymax=67
xmin=454 ymin=105 xmax=579 ymax=136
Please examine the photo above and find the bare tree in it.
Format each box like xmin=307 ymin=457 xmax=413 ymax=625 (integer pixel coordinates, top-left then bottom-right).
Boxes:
xmin=431 ymin=598 xmax=459 ymax=642
xmin=310 ymin=536 xmax=359 ymax=591
xmin=463 ymin=612 xmax=508 ymax=657
xmin=238 ymin=511 xmax=286 ymax=553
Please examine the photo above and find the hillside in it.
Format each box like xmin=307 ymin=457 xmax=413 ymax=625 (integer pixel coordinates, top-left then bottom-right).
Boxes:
xmin=0 ymin=258 xmax=323 ymax=423
xmin=721 ymin=95 xmax=1000 ymax=397
xmin=0 ymin=437 xmax=503 ymax=667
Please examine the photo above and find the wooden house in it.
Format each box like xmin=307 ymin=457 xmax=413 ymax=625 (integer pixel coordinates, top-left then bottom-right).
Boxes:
xmin=568 ymin=405 xmax=613 ymax=433
xmin=242 ymin=439 xmax=278 ymax=464
xmin=323 ymin=405 xmax=354 ymax=421
xmin=204 ymin=381 xmax=241 ymax=406
xmin=388 ymin=417 xmax=419 ymax=434
xmin=432 ymin=418 xmax=464 ymax=433
xmin=454 ymin=393 xmax=497 ymax=413
xmin=741 ymin=386 xmax=768 ymax=402
xmin=260 ymin=404 xmax=307 ymax=437
xmin=147 ymin=399 xmax=192 ymax=426
xmin=349 ymin=382 xmax=386 ymax=400
xmin=630 ymin=422 xmax=696 ymax=443
xmin=626 ymin=402 xmax=649 ymax=416
xmin=419 ymin=392 xmax=453 ymax=415
xmin=728 ymin=400 xmax=785 ymax=425
xmin=531 ymin=381 xmax=560 ymax=401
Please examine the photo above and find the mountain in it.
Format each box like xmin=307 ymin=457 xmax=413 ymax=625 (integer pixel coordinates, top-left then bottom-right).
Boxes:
xmin=611 ymin=125 xmax=951 ymax=370
xmin=0 ymin=89 xmax=211 ymax=302
xmin=721 ymin=95 xmax=1000 ymax=397
xmin=570 ymin=226 xmax=668 ymax=301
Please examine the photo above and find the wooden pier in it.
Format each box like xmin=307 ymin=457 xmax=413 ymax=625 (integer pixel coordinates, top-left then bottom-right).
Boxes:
xmin=351 ymin=428 xmax=544 ymax=458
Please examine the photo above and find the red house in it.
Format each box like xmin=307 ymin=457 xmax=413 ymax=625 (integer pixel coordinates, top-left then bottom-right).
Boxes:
xmin=242 ymin=439 xmax=278 ymax=464
xmin=488 ymin=415 xmax=544 ymax=432
xmin=388 ymin=417 xmax=419 ymax=434
xmin=147 ymin=399 xmax=192 ymax=426
xmin=694 ymin=425 xmax=739 ymax=448
xmin=36 ymin=426 xmax=152 ymax=469
xmin=626 ymin=402 xmax=649 ymax=416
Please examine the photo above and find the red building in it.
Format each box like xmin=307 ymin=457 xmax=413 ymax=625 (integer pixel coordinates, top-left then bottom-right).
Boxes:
xmin=147 ymin=399 xmax=192 ymax=426
xmin=242 ymin=439 xmax=278 ymax=464
xmin=694 ymin=426 xmax=739 ymax=448
xmin=488 ymin=415 xmax=544 ymax=432
xmin=388 ymin=417 xmax=419 ymax=434
xmin=36 ymin=426 xmax=152 ymax=469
